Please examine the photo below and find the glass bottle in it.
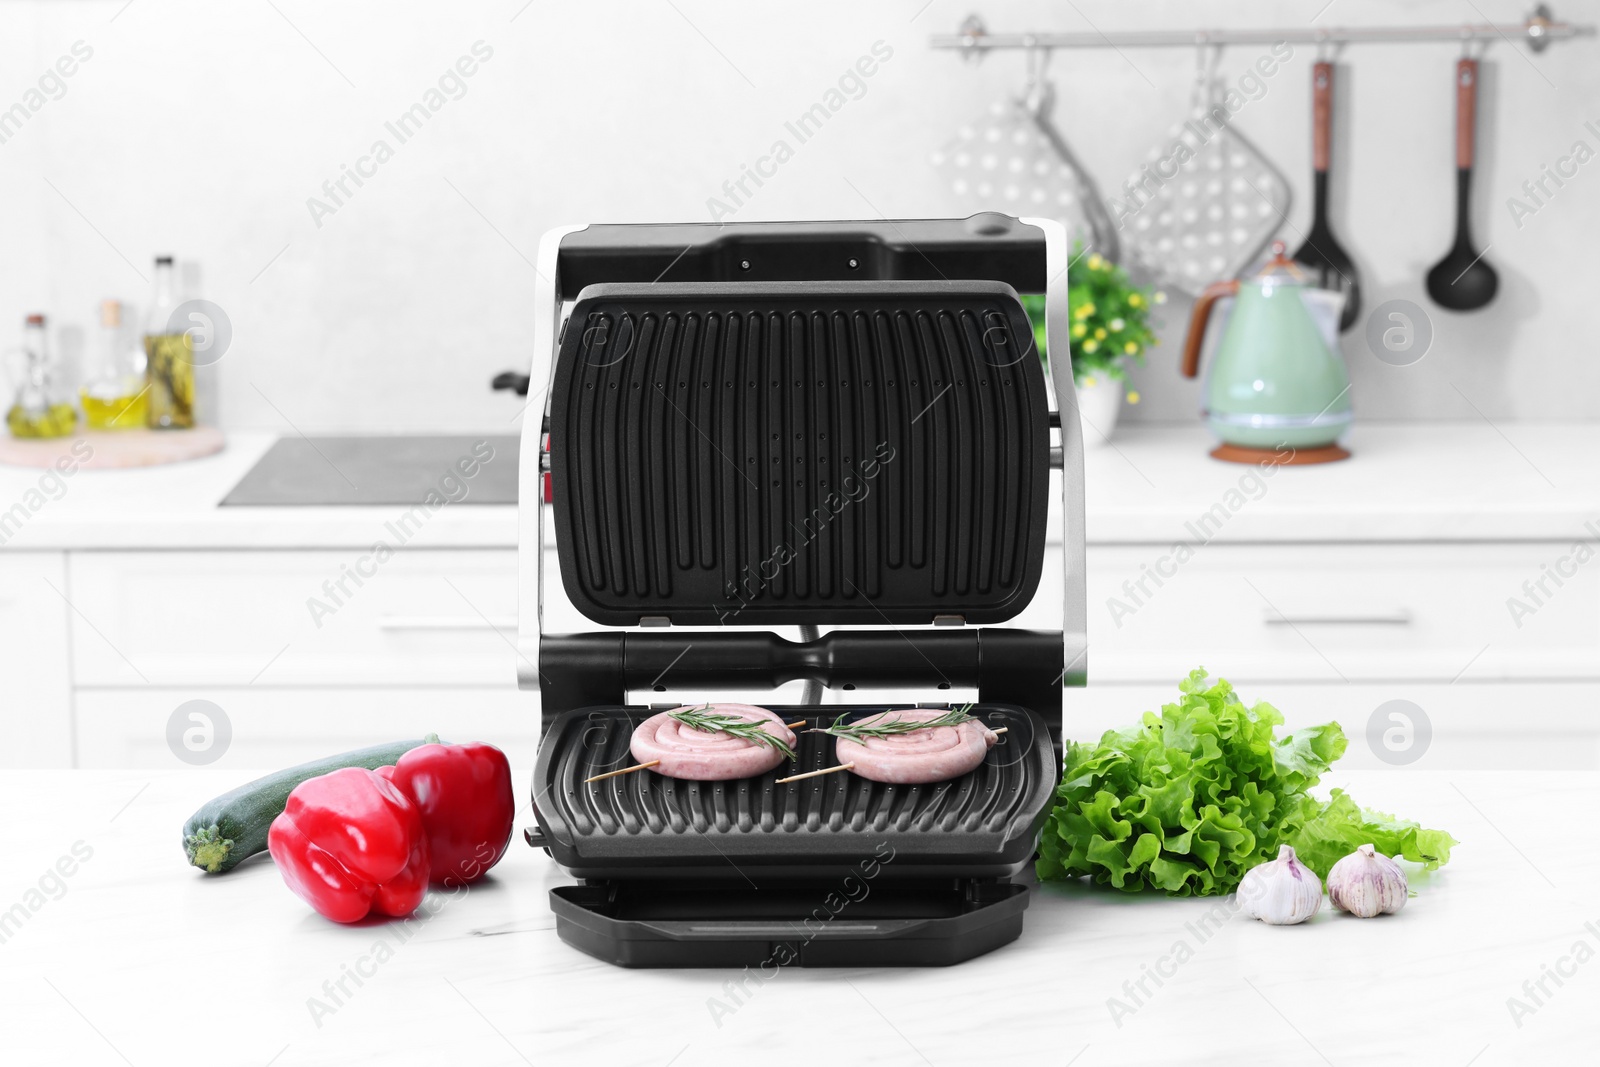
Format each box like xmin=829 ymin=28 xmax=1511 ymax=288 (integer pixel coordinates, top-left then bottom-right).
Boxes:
xmin=6 ymin=314 xmax=78 ymax=439
xmin=143 ymin=255 xmax=195 ymax=429
xmin=80 ymin=300 xmax=149 ymax=430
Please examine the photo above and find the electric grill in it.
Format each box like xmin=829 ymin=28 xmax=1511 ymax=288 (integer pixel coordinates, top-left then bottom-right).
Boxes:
xmin=517 ymin=215 xmax=1087 ymax=968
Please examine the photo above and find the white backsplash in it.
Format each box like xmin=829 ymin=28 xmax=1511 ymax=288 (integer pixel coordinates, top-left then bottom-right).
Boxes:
xmin=4 ymin=0 xmax=1598 ymax=432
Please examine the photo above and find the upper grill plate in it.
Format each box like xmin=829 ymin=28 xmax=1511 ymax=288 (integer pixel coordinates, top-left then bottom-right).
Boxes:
xmin=547 ymin=281 xmax=1051 ymax=626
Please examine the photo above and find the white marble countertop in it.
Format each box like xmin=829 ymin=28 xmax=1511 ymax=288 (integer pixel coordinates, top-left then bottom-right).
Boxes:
xmin=2 ymin=767 xmax=1589 ymax=1065
xmin=2 ymin=422 xmax=1598 ymax=550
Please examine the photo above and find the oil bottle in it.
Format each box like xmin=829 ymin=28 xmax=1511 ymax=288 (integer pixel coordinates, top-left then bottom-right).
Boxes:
xmin=143 ymin=255 xmax=195 ymax=429
xmin=80 ymin=300 xmax=148 ymax=430
xmin=6 ymin=314 xmax=78 ymax=439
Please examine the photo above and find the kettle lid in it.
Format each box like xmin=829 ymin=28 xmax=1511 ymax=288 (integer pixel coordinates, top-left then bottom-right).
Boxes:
xmin=1247 ymin=241 xmax=1310 ymax=288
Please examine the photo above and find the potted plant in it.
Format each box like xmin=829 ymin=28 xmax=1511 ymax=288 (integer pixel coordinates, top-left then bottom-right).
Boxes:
xmin=1022 ymin=249 xmax=1162 ymax=447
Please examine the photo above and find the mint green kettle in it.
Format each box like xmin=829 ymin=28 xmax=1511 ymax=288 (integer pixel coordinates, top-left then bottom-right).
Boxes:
xmin=1181 ymin=242 xmax=1352 ymax=464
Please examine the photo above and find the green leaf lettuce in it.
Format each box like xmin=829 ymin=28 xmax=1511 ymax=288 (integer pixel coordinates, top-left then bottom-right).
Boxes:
xmin=1290 ymin=788 xmax=1457 ymax=876
xmin=1036 ymin=669 xmax=1455 ymax=894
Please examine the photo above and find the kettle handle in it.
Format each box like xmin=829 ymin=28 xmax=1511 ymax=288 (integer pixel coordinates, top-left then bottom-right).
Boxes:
xmin=1180 ymin=280 xmax=1240 ymax=378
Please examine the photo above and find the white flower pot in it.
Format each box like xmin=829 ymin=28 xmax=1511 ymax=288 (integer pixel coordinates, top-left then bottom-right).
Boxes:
xmin=1075 ymin=376 xmax=1123 ymax=448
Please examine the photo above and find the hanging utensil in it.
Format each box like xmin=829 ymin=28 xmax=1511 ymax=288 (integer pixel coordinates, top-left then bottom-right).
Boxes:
xmin=931 ymin=47 xmax=1120 ymax=261
xmin=1426 ymin=56 xmax=1499 ymax=310
xmin=1119 ymin=45 xmax=1292 ymax=296
xmin=1021 ymin=60 xmax=1120 ymax=263
xmin=1292 ymin=61 xmax=1362 ymax=331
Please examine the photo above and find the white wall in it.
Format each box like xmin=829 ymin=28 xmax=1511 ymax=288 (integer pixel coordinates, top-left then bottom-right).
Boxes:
xmin=4 ymin=0 xmax=1598 ymax=433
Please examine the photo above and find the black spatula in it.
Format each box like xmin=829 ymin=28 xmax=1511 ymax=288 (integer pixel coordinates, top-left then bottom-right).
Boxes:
xmin=1293 ymin=61 xmax=1361 ymax=332
xmin=1426 ymin=58 xmax=1499 ymax=311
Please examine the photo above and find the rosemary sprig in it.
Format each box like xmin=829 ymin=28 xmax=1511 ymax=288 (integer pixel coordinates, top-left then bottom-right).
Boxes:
xmin=812 ymin=704 xmax=977 ymax=743
xmin=668 ymin=705 xmax=797 ymax=760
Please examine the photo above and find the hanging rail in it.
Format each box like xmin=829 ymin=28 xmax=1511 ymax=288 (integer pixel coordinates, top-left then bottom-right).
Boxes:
xmin=930 ymin=5 xmax=1593 ymax=54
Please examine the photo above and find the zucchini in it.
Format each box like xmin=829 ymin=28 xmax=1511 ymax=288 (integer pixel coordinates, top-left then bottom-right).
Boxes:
xmin=182 ymin=735 xmax=438 ymax=874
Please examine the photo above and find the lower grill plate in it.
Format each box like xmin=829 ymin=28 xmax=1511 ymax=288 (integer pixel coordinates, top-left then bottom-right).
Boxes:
xmin=531 ymin=703 xmax=1058 ymax=880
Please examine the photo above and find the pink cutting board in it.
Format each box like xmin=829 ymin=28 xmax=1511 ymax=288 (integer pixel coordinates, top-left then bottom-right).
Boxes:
xmin=0 ymin=426 xmax=225 ymax=469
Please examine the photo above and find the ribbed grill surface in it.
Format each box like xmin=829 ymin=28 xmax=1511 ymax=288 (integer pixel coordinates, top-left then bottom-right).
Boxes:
xmin=532 ymin=705 xmax=1056 ymax=872
xmin=548 ymin=283 xmax=1050 ymax=626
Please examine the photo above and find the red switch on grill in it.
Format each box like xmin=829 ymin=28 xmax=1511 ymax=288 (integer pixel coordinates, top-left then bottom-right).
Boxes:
xmin=542 ymin=433 xmax=552 ymax=504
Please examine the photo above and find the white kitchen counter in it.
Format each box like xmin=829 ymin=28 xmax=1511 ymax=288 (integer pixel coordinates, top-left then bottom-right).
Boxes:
xmin=0 ymin=433 xmax=518 ymax=551
xmin=1086 ymin=420 xmax=1600 ymax=543
xmin=1 ymin=767 xmax=1589 ymax=1066
xmin=3 ymin=422 xmax=1598 ymax=550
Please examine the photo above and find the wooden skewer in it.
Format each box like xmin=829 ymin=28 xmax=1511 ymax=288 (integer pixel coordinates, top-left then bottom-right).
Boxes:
xmin=785 ymin=719 xmax=807 ymax=728
xmin=584 ymin=760 xmax=661 ymax=784
xmin=593 ymin=721 xmax=998 ymax=785
xmin=803 ymin=724 xmax=1011 ymax=735
xmin=775 ymin=762 xmax=856 ymax=784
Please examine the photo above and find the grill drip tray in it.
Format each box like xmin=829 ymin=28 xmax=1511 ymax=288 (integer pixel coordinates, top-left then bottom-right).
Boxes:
xmin=550 ymin=879 xmax=1030 ymax=968
xmin=531 ymin=703 xmax=1056 ymax=967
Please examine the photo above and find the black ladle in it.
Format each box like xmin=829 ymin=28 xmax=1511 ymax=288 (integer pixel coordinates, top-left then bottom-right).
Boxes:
xmin=1293 ymin=61 xmax=1361 ymax=332
xmin=1427 ymin=58 xmax=1498 ymax=311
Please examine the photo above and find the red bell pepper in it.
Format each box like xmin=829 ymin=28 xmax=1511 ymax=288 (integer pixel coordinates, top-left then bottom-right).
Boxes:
xmin=379 ymin=741 xmax=514 ymax=887
xmin=267 ymin=767 xmax=430 ymax=923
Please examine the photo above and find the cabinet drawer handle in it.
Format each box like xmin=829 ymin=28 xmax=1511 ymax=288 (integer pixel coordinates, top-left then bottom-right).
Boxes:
xmin=378 ymin=615 xmax=518 ymax=631
xmin=1261 ymin=609 xmax=1412 ymax=626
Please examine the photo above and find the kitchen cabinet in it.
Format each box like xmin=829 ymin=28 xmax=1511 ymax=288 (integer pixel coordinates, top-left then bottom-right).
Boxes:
xmin=51 ymin=540 xmax=1600 ymax=771
xmin=1082 ymin=542 xmax=1600 ymax=683
xmin=64 ymin=548 xmax=528 ymax=769
xmin=1068 ymin=680 xmax=1600 ymax=771
xmin=0 ymin=552 xmax=73 ymax=767
xmin=73 ymin=687 xmax=540 ymax=770
xmin=67 ymin=549 xmax=522 ymax=687
xmin=1016 ymin=542 xmax=1600 ymax=682
xmin=999 ymin=542 xmax=1600 ymax=772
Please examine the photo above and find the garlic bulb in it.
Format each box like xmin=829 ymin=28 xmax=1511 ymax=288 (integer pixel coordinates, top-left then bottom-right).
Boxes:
xmin=1326 ymin=843 xmax=1408 ymax=918
xmin=1238 ymin=845 xmax=1324 ymax=925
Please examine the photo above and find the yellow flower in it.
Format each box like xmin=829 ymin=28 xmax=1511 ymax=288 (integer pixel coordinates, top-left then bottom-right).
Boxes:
xmin=1082 ymin=339 xmax=1099 ymax=354
xmin=1075 ymin=302 xmax=1096 ymax=320
xmin=1087 ymin=254 xmax=1105 ymax=271
xmin=1127 ymin=293 xmax=1143 ymax=308
xmin=1123 ymin=341 xmax=1138 ymax=355
xmin=1109 ymin=318 xmax=1125 ymax=331
xmin=1071 ymin=322 xmax=1087 ymax=339
xmin=1153 ymin=291 xmax=1167 ymax=304
xmin=1126 ymin=390 xmax=1141 ymax=404
xmin=1082 ymin=376 xmax=1097 ymax=387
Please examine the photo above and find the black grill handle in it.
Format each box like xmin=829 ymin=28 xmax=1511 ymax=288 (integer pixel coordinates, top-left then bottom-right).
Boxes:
xmin=492 ymin=370 xmax=530 ymax=396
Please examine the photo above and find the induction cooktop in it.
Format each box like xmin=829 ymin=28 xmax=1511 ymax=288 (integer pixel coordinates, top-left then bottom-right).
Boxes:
xmin=220 ymin=435 xmax=519 ymax=506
